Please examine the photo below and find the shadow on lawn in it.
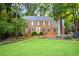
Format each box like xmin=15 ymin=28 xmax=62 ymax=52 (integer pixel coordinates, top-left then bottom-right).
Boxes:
xmin=0 ymin=36 xmax=29 ymax=45
xmin=0 ymin=35 xmax=79 ymax=45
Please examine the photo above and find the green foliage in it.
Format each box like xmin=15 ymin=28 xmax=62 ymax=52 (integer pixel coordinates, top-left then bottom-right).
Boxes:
xmin=0 ymin=18 xmax=25 ymax=38
xmin=32 ymin=32 xmax=37 ymax=36
xmin=39 ymin=32 xmax=43 ymax=35
xmin=32 ymin=32 xmax=44 ymax=36
xmin=49 ymin=3 xmax=79 ymax=33
xmin=0 ymin=3 xmax=25 ymax=39
xmin=0 ymin=21 xmax=14 ymax=35
xmin=16 ymin=18 xmax=25 ymax=36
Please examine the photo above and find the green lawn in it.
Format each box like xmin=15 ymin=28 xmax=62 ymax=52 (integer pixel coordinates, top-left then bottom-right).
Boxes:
xmin=0 ymin=37 xmax=79 ymax=56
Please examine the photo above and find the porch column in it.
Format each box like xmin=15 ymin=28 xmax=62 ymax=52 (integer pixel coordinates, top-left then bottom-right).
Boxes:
xmin=57 ymin=20 xmax=61 ymax=37
xmin=57 ymin=19 xmax=65 ymax=37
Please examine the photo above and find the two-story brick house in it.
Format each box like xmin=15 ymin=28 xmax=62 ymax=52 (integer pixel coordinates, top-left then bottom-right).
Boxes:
xmin=23 ymin=16 xmax=57 ymax=37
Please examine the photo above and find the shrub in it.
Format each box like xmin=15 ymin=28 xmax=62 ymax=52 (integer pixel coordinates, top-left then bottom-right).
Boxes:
xmin=32 ymin=32 xmax=37 ymax=36
xmin=39 ymin=32 xmax=43 ymax=35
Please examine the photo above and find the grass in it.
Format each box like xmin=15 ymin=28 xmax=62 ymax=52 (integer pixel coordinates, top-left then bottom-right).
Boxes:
xmin=0 ymin=37 xmax=79 ymax=56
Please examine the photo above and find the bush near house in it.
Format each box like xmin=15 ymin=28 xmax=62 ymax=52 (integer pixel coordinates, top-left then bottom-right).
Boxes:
xmin=32 ymin=32 xmax=37 ymax=36
xmin=32 ymin=32 xmax=44 ymax=36
xmin=39 ymin=32 xmax=43 ymax=35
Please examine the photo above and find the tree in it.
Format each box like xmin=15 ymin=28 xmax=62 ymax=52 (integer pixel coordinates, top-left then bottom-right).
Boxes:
xmin=50 ymin=3 xmax=79 ymax=35
xmin=11 ymin=3 xmax=26 ymax=39
xmin=0 ymin=3 xmax=25 ymax=40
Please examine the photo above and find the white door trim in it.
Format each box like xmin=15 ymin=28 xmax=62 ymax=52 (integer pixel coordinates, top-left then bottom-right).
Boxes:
xmin=36 ymin=27 xmax=41 ymax=33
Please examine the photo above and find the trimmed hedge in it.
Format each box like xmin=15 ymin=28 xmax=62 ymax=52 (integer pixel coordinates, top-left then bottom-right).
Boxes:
xmin=32 ymin=32 xmax=44 ymax=36
xmin=39 ymin=32 xmax=43 ymax=35
xmin=32 ymin=32 xmax=37 ymax=36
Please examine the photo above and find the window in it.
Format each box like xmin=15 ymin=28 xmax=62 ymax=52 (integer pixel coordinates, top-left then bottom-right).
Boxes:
xmin=43 ymin=21 xmax=45 ymax=25
xmin=43 ymin=28 xmax=45 ymax=32
xmin=48 ymin=29 xmax=50 ymax=31
xmin=37 ymin=28 xmax=39 ymax=31
xmin=48 ymin=21 xmax=50 ymax=26
xmin=37 ymin=21 xmax=40 ymax=25
xmin=54 ymin=28 xmax=56 ymax=32
xmin=42 ymin=28 xmax=46 ymax=32
xmin=31 ymin=21 xmax=34 ymax=25
xmin=31 ymin=28 xmax=34 ymax=32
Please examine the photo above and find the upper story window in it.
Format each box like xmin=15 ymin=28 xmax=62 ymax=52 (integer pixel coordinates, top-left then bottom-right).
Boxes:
xmin=48 ymin=21 xmax=51 ymax=26
xmin=43 ymin=21 xmax=45 ymax=25
xmin=37 ymin=21 xmax=40 ymax=25
xmin=31 ymin=21 xmax=34 ymax=25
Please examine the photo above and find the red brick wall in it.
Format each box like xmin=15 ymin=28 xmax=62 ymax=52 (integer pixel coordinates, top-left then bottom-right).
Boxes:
xmin=27 ymin=20 xmax=56 ymax=35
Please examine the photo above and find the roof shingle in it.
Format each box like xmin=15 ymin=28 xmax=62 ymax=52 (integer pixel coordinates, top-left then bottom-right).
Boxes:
xmin=23 ymin=16 xmax=52 ymax=21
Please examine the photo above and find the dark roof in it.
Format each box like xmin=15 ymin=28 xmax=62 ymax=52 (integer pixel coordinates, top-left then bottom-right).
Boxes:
xmin=23 ymin=16 xmax=52 ymax=21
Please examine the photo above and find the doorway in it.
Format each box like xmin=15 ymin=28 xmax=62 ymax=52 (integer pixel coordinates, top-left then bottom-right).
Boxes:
xmin=36 ymin=27 xmax=41 ymax=33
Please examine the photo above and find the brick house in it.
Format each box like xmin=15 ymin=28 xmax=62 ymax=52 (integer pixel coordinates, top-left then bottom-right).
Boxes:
xmin=23 ymin=16 xmax=57 ymax=37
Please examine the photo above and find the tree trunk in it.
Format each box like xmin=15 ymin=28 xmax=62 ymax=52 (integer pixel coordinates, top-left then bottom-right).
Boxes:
xmin=73 ymin=4 xmax=78 ymax=32
xmin=15 ymin=4 xmax=18 ymax=39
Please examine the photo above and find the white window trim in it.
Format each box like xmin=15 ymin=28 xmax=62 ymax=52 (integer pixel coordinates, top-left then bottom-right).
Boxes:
xmin=31 ymin=21 xmax=34 ymax=25
xmin=37 ymin=21 xmax=40 ymax=25
xmin=43 ymin=21 xmax=45 ymax=25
